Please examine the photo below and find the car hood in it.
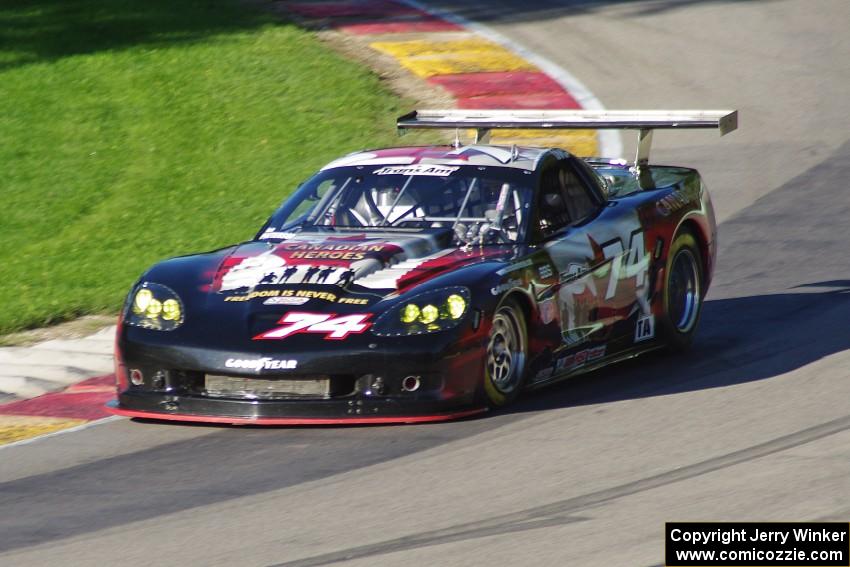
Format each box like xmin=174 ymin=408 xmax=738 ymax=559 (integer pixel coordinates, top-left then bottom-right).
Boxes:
xmin=210 ymin=231 xmax=510 ymax=299
xmin=133 ymin=231 xmax=523 ymax=350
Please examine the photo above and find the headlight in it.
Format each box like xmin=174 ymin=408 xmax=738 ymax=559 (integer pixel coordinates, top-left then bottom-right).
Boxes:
xmin=372 ymin=287 xmax=470 ymax=336
xmin=125 ymin=282 xmax=185 ymax=331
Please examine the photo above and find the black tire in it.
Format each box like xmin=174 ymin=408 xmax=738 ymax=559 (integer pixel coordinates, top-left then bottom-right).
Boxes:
xmin=659 ymin=230 xmax=704 ymax=351
xmin=482 ymin=298 xmax=528 ymax=407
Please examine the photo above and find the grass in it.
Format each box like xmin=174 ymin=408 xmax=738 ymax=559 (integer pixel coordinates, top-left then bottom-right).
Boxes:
xmin=0 ymin=0 xmax=425 ymax=335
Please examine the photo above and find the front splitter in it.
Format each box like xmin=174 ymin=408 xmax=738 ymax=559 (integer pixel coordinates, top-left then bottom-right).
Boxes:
xmin=105 ymin=400 xmax=486 ymax=425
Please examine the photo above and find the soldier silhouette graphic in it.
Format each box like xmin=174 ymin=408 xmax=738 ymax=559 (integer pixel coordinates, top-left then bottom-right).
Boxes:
xmin=280 ymin=265 xmax=299 ymax=283
xmin=316 ymin=266 xmax=336 ymax=283
xmin=336 ymin=269 xmax=355 ymax=288
xmin=303 ymin=266 xmax=321 ymax=283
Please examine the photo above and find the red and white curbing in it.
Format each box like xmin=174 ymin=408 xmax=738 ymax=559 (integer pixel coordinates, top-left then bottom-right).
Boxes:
xmin=0 ymin=327 xmax=117 ymax=445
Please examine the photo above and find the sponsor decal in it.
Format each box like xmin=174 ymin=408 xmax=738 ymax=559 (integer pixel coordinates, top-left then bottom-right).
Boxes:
xmin=259 ymin=230 xmax=297 ymax=240
xmin=372 ymin=164 xmax=458 ymax=176
xmin=656 ymin=183 xmax=701 ymax=217
xmin=490 ymin=279 xmax=522 ymax=296
xmin=254 ymin=312 xmax=372 ymax=340
xmin=635 ymin=314 xmax=655 ymax=342
xmin=263 ymin=296 xmax=311 ymax=306
xmin=656 ymin=194 xmax=687 ymax=217
xmin=534 ymin=345 xmax=606 ymax=381
xmin=538 ymin=263 xmax=554 ymax=279
xmin=556 ymin=345 xmax=606 ymax=372
xmin=224 ymin=357 xmax=297 ymax=371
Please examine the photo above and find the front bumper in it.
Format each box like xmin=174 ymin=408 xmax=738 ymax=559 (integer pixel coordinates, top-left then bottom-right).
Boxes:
xmin=110 ymin=324 xmax=487 ymax=424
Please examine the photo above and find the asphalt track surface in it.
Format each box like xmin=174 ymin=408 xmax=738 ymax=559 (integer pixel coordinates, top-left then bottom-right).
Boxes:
xmin=2 ymin=1 xmax=850 ymax=565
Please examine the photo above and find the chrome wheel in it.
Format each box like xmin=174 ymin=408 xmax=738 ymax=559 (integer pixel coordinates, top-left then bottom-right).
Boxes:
xmin=486 ymin=307 xmax=526 ymax=395
xmin=668 ymin=248 xmax=701 ymax=333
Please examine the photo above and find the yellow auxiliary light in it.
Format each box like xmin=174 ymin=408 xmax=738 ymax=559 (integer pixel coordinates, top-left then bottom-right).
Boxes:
xmin=446 ymin=294 xmax=466 ymax=319
xmin=126 ymin=283 xmax=185 ymax=331
xmin=161 ymin=298 xmax=181 ymax=321
xmin=420 ymin=304 xmax=439 ymax=324
xmin=133 ymin=288 xmax=154 ymax=314
xmin=400 ymin=303 xmax=420 ymax=324
xmin=145 ymin=298 xmax=162 ymax=319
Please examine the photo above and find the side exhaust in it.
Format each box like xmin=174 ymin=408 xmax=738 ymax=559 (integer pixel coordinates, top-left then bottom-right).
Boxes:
xmin=401 ymin=375 xmax=421 ymax=392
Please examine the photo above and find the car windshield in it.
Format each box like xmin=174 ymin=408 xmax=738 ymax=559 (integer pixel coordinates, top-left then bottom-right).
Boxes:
xmin=260 ymin=165 xmax=534 ymax=245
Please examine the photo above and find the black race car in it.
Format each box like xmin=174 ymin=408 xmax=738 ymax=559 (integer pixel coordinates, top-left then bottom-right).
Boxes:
xmin=108 ymin=109 xmax=737 ymax=424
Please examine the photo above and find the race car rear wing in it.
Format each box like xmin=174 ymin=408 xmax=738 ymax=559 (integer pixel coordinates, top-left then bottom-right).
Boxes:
xmin=397 ymin=109 xmax=738 ymax=171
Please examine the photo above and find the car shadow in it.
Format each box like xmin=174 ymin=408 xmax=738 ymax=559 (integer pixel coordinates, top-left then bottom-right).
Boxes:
xmin=504 ymin=281 xmax=850 ymax=414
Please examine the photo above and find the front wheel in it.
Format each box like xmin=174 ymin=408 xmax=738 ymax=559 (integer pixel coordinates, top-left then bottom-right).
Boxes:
xmin=659 ymin=230 xmax=704 ymax=351
xmin=482 ymin=298 xmax=528 ymax=407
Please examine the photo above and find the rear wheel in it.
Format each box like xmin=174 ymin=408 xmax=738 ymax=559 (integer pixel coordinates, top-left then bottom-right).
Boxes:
xmin=482 ymin=298 xmax=528 ymax=407
xmin=660 ymin=230 xmax=704 ymax=351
